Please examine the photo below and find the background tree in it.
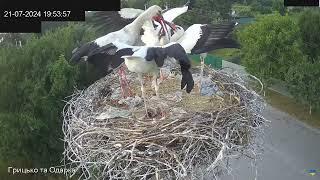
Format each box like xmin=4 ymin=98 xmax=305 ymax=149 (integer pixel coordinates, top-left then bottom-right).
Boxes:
xmin=122 ymin=0 xmax=149 ymax=8
xmin=237 ymin=14 xmax=304 ymax=85
xmin=285 ymin=60 xmax=320 ymax=114
xmin=283 ymin=9 xmax=320 ymax=113
xmin=297 ymin=10 xmax=320 ymax=63
xmin=0 ymin=23 xmax=97 ymax=169
xmin=251 ymin=0 xmax=273 ymax=14
xmin=272 ymin=0 xmax=286 ymax=15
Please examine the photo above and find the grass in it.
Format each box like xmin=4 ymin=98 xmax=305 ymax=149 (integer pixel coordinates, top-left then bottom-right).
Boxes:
xmin=265 ymin=89 xmax=320 ymax=129
xmin=189 ymin=48 xmax=241 ymax=67
xmin=209 ymin=48 xmax=241 ymax=62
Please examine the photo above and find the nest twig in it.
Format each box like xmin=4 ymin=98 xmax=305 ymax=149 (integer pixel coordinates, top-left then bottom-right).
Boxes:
xmin=62 ymin=65 xmax=267 ymax=180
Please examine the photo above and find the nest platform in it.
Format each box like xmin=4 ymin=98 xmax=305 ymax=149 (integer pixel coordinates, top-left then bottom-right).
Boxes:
xmin=62 ymin=65 xmax=267 ymax=180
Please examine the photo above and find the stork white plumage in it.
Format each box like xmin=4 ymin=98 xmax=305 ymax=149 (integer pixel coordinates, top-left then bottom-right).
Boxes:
xmin=93 ymin=6 xmax=163 ymax=47
xmin=162 ymin=4 xmax=190 ymax=22
xmin=169 ymin=25 xmax=185 ymax=43
xmin=70 ymin=5 xmax=168 ymax=98
xmin=118 ymin=8 xmax=144 ymax=19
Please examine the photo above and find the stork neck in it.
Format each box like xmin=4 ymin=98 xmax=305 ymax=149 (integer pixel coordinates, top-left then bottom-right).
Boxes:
xmin=126 ymin=9 xmax=155 ymax=34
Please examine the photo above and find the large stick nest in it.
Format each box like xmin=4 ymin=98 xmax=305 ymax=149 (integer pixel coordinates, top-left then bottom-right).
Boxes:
xmin=62 ymin=65 xmax=267 ymax=180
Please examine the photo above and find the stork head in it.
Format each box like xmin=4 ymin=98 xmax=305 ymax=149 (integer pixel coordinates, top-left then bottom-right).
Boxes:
xmin=144 ymin=5 xmax=162 ymax=20
xmin=146 ymin=5 xmax=177 ymax=41
xmin=147 ymin=5 xmax=162 ymax=14
xmin=151 ymin=15 xmax=177 ymax=42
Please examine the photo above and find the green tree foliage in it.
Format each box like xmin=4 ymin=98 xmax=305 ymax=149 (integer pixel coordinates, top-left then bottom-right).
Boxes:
xmin=237 ymin=10 xmax=320 ymax=112
xmin=48 ymin=54 xmax=79 ymax=97
xmin=0 ymin=23 xmax=97 ymax=167
xmin=297 ymin=10 xmax=320 ymax=63
xmin=272 ymin=0 xmax=286 ymax=15
xmin=285 ymin=60 xmax=320 ymax=113
xmin=284 ymin=10 xmax=320 ymax=112
xmin=237 ymin=14 xmax=304 ymax=84
xmin=41 ymin=21 xmax=69 ymax=35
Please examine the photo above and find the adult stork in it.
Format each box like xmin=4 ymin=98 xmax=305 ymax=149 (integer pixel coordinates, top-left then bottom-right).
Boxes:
xmin=175 ymin=22 xmax=239 ymax=93
xmin=90 ymin=1 xmax=194 ymax=46
xmin=88 ymin=41 xmax=194 ymax=115
xmin=70 ymin=5 xmax=168 ymax=97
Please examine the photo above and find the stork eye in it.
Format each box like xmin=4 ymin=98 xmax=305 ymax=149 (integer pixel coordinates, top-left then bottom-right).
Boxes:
xmin=153 ymin=24 xmax=158 ymax=29
xmin=152 ymin=20 xmax=158 ymax=29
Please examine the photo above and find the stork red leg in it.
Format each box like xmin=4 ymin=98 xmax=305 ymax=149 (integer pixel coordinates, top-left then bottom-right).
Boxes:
xmin=199 ymin=56 xmax=205 ymax=95
xmin=159 ymin=69 xmax=164 ymax=82
xmin=118 ymin=68 xmax=126 ymax=98
xmin=121 ymin=66 xmax=133 ymax=97
xmin=118 ymin=65 xmax=133 ymax=98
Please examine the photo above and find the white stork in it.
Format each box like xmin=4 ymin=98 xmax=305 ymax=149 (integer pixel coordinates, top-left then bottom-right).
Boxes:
xmin=70 ymin=5 xmax=168 ymax=97
xmin=90 ymin=1 xmax=193 ymax=46
xmin=86 ymin=41 xmax=194 ymax=115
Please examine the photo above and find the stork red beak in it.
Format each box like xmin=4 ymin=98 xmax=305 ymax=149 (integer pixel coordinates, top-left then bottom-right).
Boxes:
xmin=164 ymin=20 xmax=177 ymax=31
xmin=152 ymin=14 xmax=170 ymax=40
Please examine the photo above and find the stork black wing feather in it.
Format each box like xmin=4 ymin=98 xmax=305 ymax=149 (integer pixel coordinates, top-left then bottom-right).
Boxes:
xmin=87 ymin=43 xmax=134 ymax=75
xmin=86 ymin=53 xmax=116 ymax=77
xmin=70 ymin=42 xmax=134 ymax=78
xmin=87 ymin=43 xmax=118 ymax=56
xmin=164 ymin=43 xmax=194 ymax=93
xmin=191 ymin=22 xmax=239 ymax=54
